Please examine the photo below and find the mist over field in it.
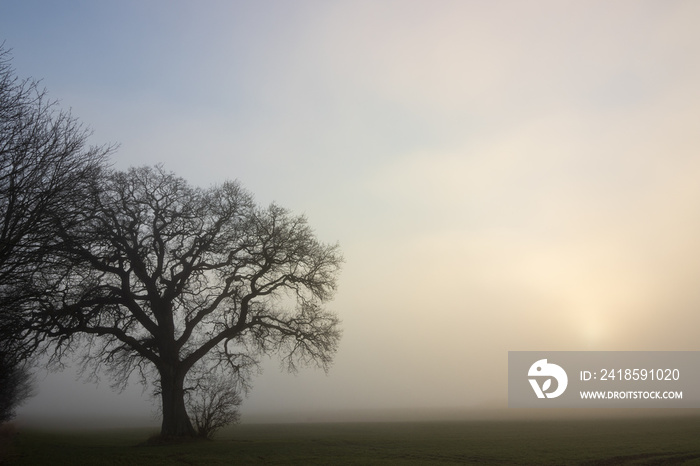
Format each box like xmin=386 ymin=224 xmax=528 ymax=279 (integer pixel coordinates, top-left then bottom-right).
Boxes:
xmin=3 ymin=1 xmax=700 ymax=428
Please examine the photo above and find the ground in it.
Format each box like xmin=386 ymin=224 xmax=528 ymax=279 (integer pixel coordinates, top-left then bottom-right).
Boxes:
xmin=3 ymin=416 xmax=700 ymax=465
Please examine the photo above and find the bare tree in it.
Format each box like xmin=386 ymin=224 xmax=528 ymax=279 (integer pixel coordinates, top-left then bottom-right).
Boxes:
xmin=0 ymin=44 xmax=112 ymax=362
xmin=0 ymin=44 xmax=112 ymax=419
xmin=31 ymin=166 xmax=342 ymax=438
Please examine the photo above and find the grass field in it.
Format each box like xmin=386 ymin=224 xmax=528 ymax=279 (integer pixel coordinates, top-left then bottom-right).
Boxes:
xmin=3 ymin=416 xmax=700 ymax=465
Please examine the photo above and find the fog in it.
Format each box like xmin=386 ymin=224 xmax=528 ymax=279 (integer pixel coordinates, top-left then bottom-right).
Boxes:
xmin=4 ymin=1 xmax=700 ymax=427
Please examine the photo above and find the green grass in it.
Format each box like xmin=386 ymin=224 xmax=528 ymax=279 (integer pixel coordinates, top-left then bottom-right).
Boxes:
xmin=4 ymin=416 xmax=700 ymax=465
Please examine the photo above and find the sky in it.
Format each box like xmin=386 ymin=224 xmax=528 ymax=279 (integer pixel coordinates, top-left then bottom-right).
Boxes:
xmin=3 ymin=0 xmax=700 ymax=426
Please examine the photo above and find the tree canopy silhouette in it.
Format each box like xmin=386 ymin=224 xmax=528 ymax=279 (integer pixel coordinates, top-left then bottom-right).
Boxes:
xmin=0 ymin=44 xmax=111 ymax=420
xmin=30 ymin=166 xmax=342 ymax=437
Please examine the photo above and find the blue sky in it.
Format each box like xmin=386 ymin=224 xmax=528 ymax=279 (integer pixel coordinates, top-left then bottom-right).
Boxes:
xmin=4 ymin=0 xmax=700 ymax=424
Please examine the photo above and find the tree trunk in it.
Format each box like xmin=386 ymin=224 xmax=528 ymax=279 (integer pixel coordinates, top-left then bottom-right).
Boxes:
xmin=159 ymin=365 xmax=196 ymax=438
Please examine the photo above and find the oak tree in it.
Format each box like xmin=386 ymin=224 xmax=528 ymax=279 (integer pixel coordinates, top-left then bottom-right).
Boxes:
xmin=32 ymin=166 xmax=342 ymax=437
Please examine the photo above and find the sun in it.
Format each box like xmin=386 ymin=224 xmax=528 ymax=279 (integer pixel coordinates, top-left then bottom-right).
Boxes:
xmin=577 ymin=311 xmax=609 ymax=349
